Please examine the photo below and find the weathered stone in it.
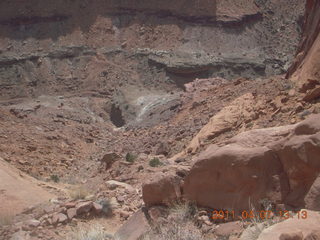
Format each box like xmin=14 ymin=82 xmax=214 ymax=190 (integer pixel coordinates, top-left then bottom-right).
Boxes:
xmin=114 ymin=209 xmax=150 ymax=240
xmin=26 ymin=219 xmax=40 ymax=228
xmin=215 ymin=221 xmax=243 ymax=237
xmin=257 ymin=210 xmax=320 ymax=240
xmin=57 ymin=213 xmax=68 ymax=223
xmin=67 ymin=208 xmax=77 ymax=220
xmin=305 ymin=230 xmax=320 ymax=240
xmin=92 ymin=202 xmax=103 ymax=214
xmin=303 ymin=87 xmax=320 ymax=102
xmin=119 ymin=210 xmax=130 ymax=219
xmin=279 ymin=232 xmax=303 ymax=240
xmin=100 ymin=152 xmax=121 ymax=169
xmin=64 ymin=202 xmax=77 ymax=209
xmin=142 ymin=173 xmax=181 ymax=207
xmin=106 ymin=180 xmax=135 ymax=192
xmin=75 ymin=201 xmax=93 ymax=215
xmin=52 ymin=213 xmax=68 ymax=224
xmin=184 ymin=143 xmax=283 ymax=211
xmin=186 ymin=93 xmax=258 ymax=153
xmin=182 ymin=114 xmax=320 ymax=211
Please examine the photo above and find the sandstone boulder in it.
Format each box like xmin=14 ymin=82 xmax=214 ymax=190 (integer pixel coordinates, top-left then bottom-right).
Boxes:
xmin=183 ymin=114 xmax=320 ymax=211
xmin=142 ymin=173 xmax=181 ymax=207
xmin=67 ymin=208 xmax=77 ymax=220
xmin=257 ymin=210 xmax=320 ymax=240
xmin=305 ymin=230 xmax=320 ymax=240
xmin=275 ymin=132 xmax=320 ymax=207
xmin=100 ymin=152 xmax=121 ymax=169
xmin=184 ymin=143 xmax=284 ymax=211
xmin=75 ymin=201 xmax=93 ymax=215
xmin=143 ymin=114 xmax=320 ymax=212
xmin=52 ymin=213 xmax=68 ymax=225
xmin=114 ymin=209 xmax=150 ymax=240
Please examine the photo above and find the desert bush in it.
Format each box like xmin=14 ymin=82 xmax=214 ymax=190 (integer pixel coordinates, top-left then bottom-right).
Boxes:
xmin=149 ymin=157 xmax=162 ymax=167
xmin=97 ymin=199 xmax=113 ymax=216
xmin=69 ymin=185 xmax=91 ymax=200
xmin=169 ymin=202 xmax=197 ymax=222
xmin=125 ymin=153 xmax=137 ymax=163
xmin=50 ymin=174 xmax=60 ymax=183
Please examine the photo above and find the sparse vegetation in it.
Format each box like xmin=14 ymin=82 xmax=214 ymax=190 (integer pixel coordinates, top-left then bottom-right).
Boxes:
xmin=142 ymin=202 xmax=204 ymax=240
xmin=97 ymin=199 xmax=113 ymax=216
xmin=149 ymin=157 xmax=162 ymax=167
xmin=240 ymin=200 xmax=281 ymax=240
xmin=50 ymin=174 xmax=60 ymax=183
xmin=68 ymin=224 xmax=113 ymax=240
xmin=125 ymin=153 xmax=137 ymax=163
xmin=69 ymin=185 xmax=91 ymax=200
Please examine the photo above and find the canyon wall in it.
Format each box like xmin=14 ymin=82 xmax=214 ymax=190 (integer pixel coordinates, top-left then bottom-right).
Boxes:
xmin=287 ymin=0 xmax=320 ymax=95
xmin=0 ymin=0 xmax=304 ymax=100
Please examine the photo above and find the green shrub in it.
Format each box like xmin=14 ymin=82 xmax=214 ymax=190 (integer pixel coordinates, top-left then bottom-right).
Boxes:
xmin=98 ymin=199 xmax=113 ymax=216
xmin=149 ymin=157 xmax=162 ymax=167
xmin=50 ymin=174 xmax=60 ymax=183
xmin=125 ymin=153 xmax=137 ymax=163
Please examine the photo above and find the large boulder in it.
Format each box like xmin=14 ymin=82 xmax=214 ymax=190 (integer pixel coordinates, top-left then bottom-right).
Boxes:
xmin=183 ymin=114 xmax=320 ymax=211
xmin=183 ymin=144 xmax=284 ymax=211
xmin=143 ymin=114 xmax=320 ymax=212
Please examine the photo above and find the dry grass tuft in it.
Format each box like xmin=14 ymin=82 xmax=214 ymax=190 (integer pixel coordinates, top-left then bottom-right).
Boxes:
xmin=0 ymin=210 xmax=14 ymax=227
xmin=240 ymin=200 xmax=282 ymax=240
xmin=68 ymin=224 xmax=113 ymax=240
xmin=142 ymin=202 xmax=205 ymax=240
xmin=69 ymin=185 xmax=91 ymax=200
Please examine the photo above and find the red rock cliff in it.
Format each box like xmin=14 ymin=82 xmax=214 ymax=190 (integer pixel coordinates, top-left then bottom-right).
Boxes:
xmin=287 ymin=0 xmax=320 ymax=97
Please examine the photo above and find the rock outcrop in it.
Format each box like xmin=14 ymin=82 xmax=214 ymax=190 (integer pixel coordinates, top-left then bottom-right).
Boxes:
xmin=143 ymin=114 xmax=320 ymax=212
xmin=186 ymin=93 xmax=260 ymax=154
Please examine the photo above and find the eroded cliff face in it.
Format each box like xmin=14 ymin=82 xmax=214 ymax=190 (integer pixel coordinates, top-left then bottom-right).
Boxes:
xmin=0 ymin=0 xmax=304 ymax=102
xmin=287 ymin=0 xmax=320 ymax=96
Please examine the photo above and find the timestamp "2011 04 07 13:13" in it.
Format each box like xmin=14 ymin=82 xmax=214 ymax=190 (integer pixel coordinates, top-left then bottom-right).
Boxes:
xmin=212 ymin=210 xmax=308 ymax=220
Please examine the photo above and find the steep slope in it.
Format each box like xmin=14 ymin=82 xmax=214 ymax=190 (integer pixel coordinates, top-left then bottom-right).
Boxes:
xmin=0 ymin=157 xmax=54 ymax=216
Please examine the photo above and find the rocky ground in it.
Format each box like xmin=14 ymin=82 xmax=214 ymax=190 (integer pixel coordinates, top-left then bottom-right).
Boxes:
xmin=1 ymin=0 xmax=320 ymax=240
